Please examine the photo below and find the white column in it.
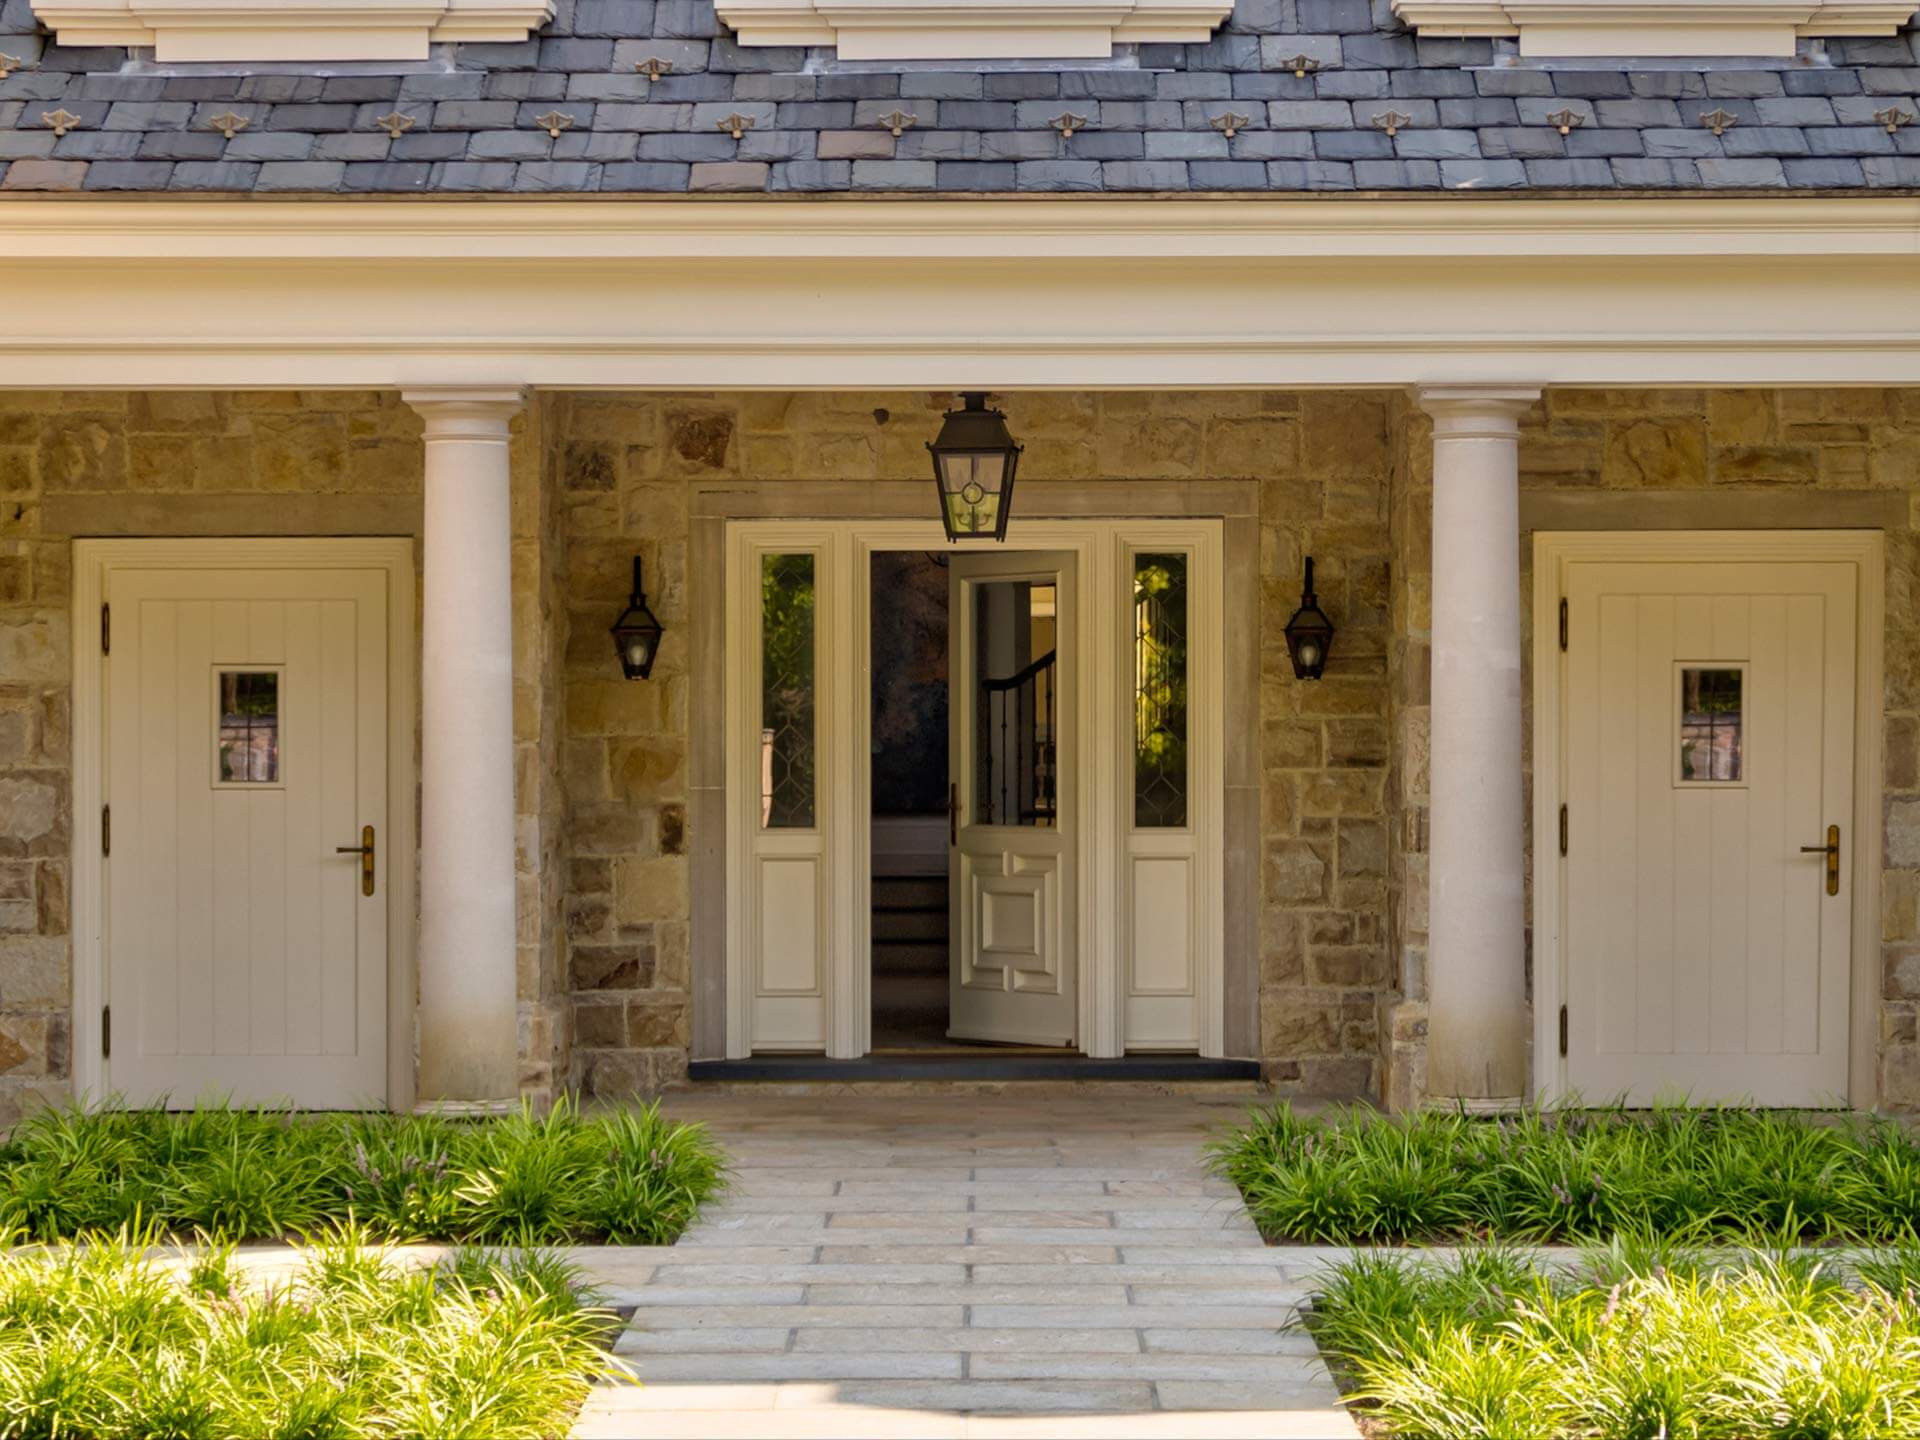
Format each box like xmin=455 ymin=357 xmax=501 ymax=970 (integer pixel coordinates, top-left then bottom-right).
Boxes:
xmin=1416 ymin=386 xmax=1541 ymax=1110
xmin=404 ymin=386 xmax=528 ymax=1114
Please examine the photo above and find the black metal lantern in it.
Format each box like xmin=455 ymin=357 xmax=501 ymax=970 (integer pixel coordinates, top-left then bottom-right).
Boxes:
xmin=611 ymin=557 xmax=666 ymax=681
xmin=928 ymin=392 xmax=1023 ymax=543
xmin=1283 ymin=557 xmax=1335 ymax=681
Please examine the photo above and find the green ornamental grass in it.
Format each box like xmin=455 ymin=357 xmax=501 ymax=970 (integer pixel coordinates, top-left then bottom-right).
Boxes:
xmin=0 ymin=1230 xmax=621 ymax=1440
xmin=0 ymin=1096 xmax=725 ymax=1245
xmin=1213 ymin=1103 xmax=1920 ymax=1244
xmin=1310 ymin=1246 xmax=1920 ymax=1440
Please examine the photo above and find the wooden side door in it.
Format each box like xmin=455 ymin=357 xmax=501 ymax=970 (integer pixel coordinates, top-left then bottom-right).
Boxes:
xmin=106 ymin=564 xmax=389 ymax=1107
xmin=1564 ymin=559 xmax=1856 ymax=1106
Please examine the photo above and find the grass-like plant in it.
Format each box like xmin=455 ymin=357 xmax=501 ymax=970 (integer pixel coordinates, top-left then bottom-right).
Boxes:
xmin=1214 ymin=1102 xmax=1920 ymax=1244
xmin=0 ymin=1228 xmax=622 ymax=1439
xmin=0 ymin=1095 xmax=725 ymax=1245
xmin=1309 ymin=1246 xmax=1920 ymax=1440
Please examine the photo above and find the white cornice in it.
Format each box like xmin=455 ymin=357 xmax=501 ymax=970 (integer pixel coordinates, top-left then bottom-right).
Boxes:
xmin=714 ymin=0 xmax=1233 ymax=58
xmin=28 ymin=0 xmax=555 ymax=62
xmin=0 ymin=197 xmax=1919 ymax=391
xmin=2 ymin=196 xmax=1916 ymax=261
xmin=1391 ymin=0 xmax=1919 ymax=56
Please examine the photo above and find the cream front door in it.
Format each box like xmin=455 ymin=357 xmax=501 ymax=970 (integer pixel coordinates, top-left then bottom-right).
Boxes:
xmin=105 ymin=563 xmax=390 ymax=1108
xmin=1563 ymin=558 xmax=1857 ymax=1106
xmin=948 ymin=552 xmax=1078 ymax=1047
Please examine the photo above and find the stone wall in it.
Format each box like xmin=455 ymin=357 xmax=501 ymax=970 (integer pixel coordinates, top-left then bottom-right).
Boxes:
xmin=549 ymin=389 xmax=1395 ymax=1099
xmin=1379 ymin=386 xmax=1920 ymax=1111
xmin=0 ymin=390 xmax=565 ymax=1124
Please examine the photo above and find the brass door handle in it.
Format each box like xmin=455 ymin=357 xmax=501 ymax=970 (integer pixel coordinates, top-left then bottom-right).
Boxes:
xmin=1799 ymin=825 xmax=1840 ymax=897
xmin=335 ymin=825 xmax=376 ymax=897
xmin=948 ymin=783 xmax=961 ymax=846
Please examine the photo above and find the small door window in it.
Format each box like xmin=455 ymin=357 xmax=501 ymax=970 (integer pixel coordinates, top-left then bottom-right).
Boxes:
xmin=1677 ymin=665 xmax=1745 ymax=785
xmin=214 ymin=669 xmax=282 ymax=785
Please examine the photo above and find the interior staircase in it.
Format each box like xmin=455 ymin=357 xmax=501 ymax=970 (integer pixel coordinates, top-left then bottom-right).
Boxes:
xmin=870 ymin=874 xmax=949 ymax=1050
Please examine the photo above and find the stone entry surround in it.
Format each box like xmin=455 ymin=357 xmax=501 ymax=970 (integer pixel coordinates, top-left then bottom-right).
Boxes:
xmin=573 ymin=1091 xmax=1357 ymax=1439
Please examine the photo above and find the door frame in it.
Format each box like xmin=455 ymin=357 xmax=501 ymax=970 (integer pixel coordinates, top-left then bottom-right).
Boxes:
xmin=70 ymin=538 xmax=418 ymax=1110
xmin=1532 ymin=529 xmax=1884 ymax=1109
xmin=723 ymin=517 xmax=1227 ymax=1061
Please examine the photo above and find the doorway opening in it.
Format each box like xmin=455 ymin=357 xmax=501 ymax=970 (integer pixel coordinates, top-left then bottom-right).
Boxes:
xmin=868 ymin=550 xmax=1076 ymax=1054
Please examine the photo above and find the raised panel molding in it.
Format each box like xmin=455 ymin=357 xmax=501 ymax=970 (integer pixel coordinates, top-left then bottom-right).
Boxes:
xmin=1391 ymin=1 xmax=1918 ymax=56
xmin=29 ymin=0 xmax=556 ymax=62
xmin=714 ymin=0 xmax=1233 ymax=59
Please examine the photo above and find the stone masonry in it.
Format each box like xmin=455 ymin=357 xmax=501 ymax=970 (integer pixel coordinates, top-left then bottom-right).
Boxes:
xmin=7 ymin=386 xmax=1920 ymax=1121
xmin=0 ymin=0 xmax=1918 ymax=196
xmin=1381 ymin=386 xmax=1920 ymax=1111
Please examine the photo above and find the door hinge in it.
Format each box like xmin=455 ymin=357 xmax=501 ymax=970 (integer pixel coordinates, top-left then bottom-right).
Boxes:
xmin=1558 ymin=1004 xmax=1569 ymax=1058
xmin=100 ymin=602 xmax=109 ymax=657
xmin=101 ymin=804 xmax=110 ymax=858
xmin=1559 ymin=803 xmax=1569 ymax=857
xmin=101 ymin=1005 xmax=110 ymax=1060
xmin=1558 ymin=597 xmax=1569 ymax=652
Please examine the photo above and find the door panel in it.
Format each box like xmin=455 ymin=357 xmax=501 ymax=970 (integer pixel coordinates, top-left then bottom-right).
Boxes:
xmin=1565 ymin=561 xmax=1854 ymax=1106
xmin=107 ymin=567 xmax=388 ymax=1108
xmin=948 ymin=552 xmax=1077 ymax=1048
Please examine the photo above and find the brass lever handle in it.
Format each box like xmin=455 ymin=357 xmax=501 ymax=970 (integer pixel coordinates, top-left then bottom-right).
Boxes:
xmin=335 ymin=825 xmax=376 ymax=897
xmin=1799 ymin=824 xmax=1840 ymax=897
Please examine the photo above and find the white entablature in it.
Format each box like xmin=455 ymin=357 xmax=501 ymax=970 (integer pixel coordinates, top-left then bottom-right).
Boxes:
xmin=714 ymin=0 xmax=1234 ymax=59
xmin=28 ymin=0 xmax=556 ymax=62
xmin=1392 ymin=0 xmax=1918 ymax=56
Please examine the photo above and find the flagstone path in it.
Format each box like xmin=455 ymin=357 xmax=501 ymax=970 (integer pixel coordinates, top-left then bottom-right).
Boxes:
xmin=571 ymin=1089 xmax=1360 ymax=1439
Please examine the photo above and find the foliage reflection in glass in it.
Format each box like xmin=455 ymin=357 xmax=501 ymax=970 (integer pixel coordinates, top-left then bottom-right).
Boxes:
xmin=760 ymin=554 xmax=817 ymax=828
xmin=1134 ymin=554 xmax=1189 ymax=828
xmin=1680 ymin=666 xmax=1743 ymax=783
xmin=217 ymin=671 xmax=280 ymax=784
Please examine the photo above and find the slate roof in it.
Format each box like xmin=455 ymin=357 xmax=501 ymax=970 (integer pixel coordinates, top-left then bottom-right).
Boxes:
xmin=0 ymin=0 xmax=1917 ymax=194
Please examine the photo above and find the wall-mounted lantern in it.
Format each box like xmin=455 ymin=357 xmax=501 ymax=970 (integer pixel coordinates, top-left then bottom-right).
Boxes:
xmin=1284 ymin=557 xmax=1335 ymax=681
xmin=611 ymin=556 xmax=665 ymax=681
xmin=928 ymin=392 xmax=1023 ymax=543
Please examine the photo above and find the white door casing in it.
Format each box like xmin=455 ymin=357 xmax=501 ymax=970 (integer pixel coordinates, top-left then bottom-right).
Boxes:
xmin=947 ymin=551 xmax=1079 ymax=1048
xmin=72 ymin=539 xmax=415 ymax=1110
xmin=724 ymin=519 xmax=1224 ymax=1060
xmin=1534 ymin=532 xmax=1883 ymax=1109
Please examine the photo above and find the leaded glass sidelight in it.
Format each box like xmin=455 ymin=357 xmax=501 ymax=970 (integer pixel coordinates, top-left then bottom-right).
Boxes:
xmin=760 ymin=553 xmax=817 ymax=828
xmin=1134 ymin=553 xmax=1189 ymax=828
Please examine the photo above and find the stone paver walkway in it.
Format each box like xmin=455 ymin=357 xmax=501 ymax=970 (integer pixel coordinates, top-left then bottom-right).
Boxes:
xmin=572 ymin=1091 xmax=1360 ymax=1439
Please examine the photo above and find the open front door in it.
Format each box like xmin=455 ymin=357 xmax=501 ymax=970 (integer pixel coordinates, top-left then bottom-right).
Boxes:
xmin=947 ymin=552 xmax=1078 ymax=1047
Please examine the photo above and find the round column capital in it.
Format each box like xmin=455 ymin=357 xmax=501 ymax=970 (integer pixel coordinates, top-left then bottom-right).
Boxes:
xmin=1415 ymin=384 xmax=1543 ymax=442
xmin=403 ymin=385 xmax=530 ymax=442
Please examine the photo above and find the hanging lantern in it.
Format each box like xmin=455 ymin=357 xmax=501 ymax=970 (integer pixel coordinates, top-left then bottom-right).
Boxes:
xmin=611 ymin=556 xmax=666 ymax=681
xmin=928 ymin=392 xmax=1023 ymax=543
xmin=1283 ymin=557 xmax=1335 ymax=681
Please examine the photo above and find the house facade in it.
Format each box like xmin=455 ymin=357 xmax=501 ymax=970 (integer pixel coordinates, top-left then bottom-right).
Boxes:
xmin=2 ymin=0 xmax=1919 ymax=1120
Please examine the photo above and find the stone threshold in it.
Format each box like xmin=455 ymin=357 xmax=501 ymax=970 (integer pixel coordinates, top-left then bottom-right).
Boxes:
xmin=686 ymin=1056 xmax=1264 ymax=1083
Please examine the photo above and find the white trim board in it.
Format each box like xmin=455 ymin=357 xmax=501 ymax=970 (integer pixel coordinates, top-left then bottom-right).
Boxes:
xmin=715 ymin=0 xmax=1232 ymax=57
xmin=1393 ymin=1 xmax=1918 ymax=56
xmin=1531 ymin=530 xmax=1884 ymax=1110
xmin=4 ymin=198 xmax=1920 ymax=389
xmin=28 ymin=0 xmax=555 ymax=61
xmin=70 ymin=538 xmax=418 ymax=1111
xmin=724 ymin=518 xmax=1225 ymax=1061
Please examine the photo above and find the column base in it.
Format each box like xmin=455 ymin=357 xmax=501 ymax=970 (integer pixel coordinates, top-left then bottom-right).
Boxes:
xmin=412 ymin=1098 xmax=519 ymax=1119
